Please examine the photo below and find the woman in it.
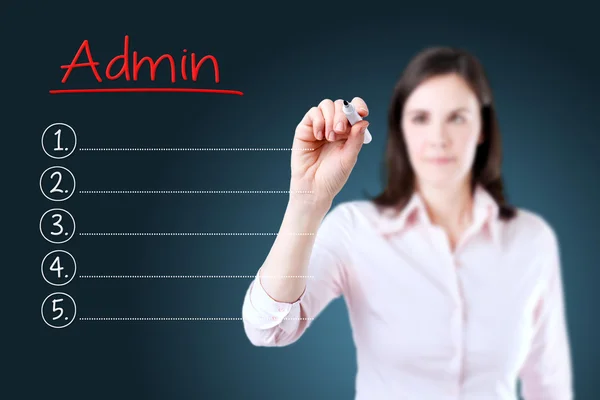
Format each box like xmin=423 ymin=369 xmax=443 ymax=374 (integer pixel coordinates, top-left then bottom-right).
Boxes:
xmin=241 ymin=46 xmax=573 ymax=399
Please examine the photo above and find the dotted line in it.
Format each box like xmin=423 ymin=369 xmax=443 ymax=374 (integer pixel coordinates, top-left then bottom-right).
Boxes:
xmin=78 ymin=232 xmax=314 ymax=236
xmin=78 ymin=275 xmax=314 ymax=278
xmin=78 ymin=190 xmax=313 ymax=194
xmin=79 ymin=317 xmax=314 ymax=321
xmin=78 ymin=147 xmax=315 ymax=151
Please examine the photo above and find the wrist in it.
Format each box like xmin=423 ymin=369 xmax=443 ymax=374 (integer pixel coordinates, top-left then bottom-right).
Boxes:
xmin=287 ymin=195 xmax=331 ymax=219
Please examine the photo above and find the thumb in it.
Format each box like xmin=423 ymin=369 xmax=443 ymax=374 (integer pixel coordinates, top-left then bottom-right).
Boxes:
xmin=341 ymin=121 xmax=369 ymax=164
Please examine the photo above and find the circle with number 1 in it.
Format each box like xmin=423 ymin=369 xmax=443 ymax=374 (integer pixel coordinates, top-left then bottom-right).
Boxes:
xmin=42 ymin=123 xmax=77 ymax=159
xmin=42 ymin=250 xmax=76 ymax=286
xmin=40 ymin=166 xmax=76 ymax=201
xmin=39 ymin=208 xmax=76 ymax=244
xmin=41 ymin=292 xmax=76 ymax=328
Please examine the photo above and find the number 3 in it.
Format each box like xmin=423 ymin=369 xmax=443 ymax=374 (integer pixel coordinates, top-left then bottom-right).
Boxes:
xmin=51 ymin=213 xmax=63 ymax=236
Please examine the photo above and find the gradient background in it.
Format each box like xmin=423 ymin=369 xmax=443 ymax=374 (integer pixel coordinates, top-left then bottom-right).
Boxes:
xmin=8 ymin=2 xmax=599 ymax=399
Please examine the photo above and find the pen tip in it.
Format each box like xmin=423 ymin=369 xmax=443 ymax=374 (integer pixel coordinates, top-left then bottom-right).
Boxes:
xmin=343 ymin=100 xmax=349 ymax=106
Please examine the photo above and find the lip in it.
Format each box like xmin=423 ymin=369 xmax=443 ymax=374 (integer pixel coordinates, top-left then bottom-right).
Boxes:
xmin=427 ymin=157 xmax=455 ymax=164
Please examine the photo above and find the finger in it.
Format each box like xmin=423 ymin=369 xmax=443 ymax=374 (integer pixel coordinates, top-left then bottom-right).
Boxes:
xmin=333 ymin=99 xmax=348 ymax=138
xmin=330 ymin=124 xmax=353 ymax=142
xmin=331 ymin=97 xmax=366 ymax=142
xmin=341 ymin=120 xmax=369 ymax=165
xmin=301 ymin=106 xmax=324 ymax=141
xmin=318 ymin=99 xmax=334 ymax=142
xmin=351 ymin=96 xmax=369 ymax=118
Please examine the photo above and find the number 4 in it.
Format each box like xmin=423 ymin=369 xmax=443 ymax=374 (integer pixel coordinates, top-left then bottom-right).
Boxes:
xmin=50 ymin=256 xmax=64 ymax=278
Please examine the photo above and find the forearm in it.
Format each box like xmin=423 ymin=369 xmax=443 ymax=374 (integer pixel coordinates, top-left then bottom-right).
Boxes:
xmin=258 ymin=197 xmax=331 ymax=303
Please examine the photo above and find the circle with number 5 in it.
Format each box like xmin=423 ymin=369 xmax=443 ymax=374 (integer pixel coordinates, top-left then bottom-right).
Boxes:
xmin=42 ymin=123 xmax=77 ymax=159
xmin=40 ymin=166 xmax=76 ymax=201
xmin=42 ymin=250 xmax=76 ymax=286
xmin=41 ymin=292 xmax=77 ymax=328
xmin=39 ymin=208 xmax=76 ymax=244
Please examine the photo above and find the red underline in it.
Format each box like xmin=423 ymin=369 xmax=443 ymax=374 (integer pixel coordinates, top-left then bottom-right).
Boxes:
xmin=49 ymin=88 xmax=244 ymax=95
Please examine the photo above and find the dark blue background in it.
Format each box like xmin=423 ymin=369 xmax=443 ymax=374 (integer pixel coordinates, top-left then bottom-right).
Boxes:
xmin=8 ymin=2 xmax=599 ymax=399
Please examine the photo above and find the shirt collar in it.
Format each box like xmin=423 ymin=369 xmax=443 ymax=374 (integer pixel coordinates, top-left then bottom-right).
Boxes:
xmin=377 ymin=191 xmax=426 ymax=235
xmin=377 ymin=184 xmax=501 ymax=246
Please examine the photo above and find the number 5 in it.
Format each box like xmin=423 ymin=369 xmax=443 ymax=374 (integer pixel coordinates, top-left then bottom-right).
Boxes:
xmin=52 ymin=298 xmax=64 ymax=320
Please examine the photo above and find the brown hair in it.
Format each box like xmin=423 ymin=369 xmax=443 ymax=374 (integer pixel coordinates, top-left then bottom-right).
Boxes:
xmin=369 ymin=46 xmax=516 ymax=220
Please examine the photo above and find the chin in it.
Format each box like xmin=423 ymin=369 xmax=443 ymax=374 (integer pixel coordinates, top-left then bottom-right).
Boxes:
xmin=417 ymin=171 xmax=468 ymax=189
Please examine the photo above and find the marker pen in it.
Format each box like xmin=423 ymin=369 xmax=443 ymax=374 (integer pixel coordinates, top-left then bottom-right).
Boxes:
xmin=342 ymin=100 xmax=372 ymax=144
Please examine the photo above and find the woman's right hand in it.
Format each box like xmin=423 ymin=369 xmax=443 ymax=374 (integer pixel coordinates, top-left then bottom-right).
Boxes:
xmin=289 ymin=97 xmax=370 ymax=208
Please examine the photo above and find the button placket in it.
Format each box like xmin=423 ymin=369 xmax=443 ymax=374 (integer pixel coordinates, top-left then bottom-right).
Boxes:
xmin=453 ymin=255 xmax=462 ymax=268
xmin=449 ymin=249 xmax=467 ymax=397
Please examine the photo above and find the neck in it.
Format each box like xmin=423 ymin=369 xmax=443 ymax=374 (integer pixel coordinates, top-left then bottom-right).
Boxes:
xmin=416 ymin=179 xmax=474 ymax=230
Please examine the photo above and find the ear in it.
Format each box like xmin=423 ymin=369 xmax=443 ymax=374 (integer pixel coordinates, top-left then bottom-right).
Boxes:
xmin=477 ymin=130 xmax=484 ymax=145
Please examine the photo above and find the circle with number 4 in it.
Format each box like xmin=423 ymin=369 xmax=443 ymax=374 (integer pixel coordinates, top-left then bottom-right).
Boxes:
xmin=42 ymin=250 xmax=76 ymax=286
xmin=39 ymin=208 xmax=76 ymax=244
xmin=42 ymin=122 xmax=77 ymax=159
xmin=41 ymin=292 xmax=77 ymax=328
xmin=40 ymin=166 xmax=76 ymax=201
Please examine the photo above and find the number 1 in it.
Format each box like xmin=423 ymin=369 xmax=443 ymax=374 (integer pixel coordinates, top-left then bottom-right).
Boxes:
xmin=54 ymin=129 xmax=63 ymax=151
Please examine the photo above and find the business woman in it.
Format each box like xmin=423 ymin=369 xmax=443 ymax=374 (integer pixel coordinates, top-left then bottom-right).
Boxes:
xmin=241 ymin=46 xmax=573 ymax=399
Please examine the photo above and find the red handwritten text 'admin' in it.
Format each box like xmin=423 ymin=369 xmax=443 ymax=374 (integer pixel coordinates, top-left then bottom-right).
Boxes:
xmin=51 ymin=35 xmax=243 ymax=95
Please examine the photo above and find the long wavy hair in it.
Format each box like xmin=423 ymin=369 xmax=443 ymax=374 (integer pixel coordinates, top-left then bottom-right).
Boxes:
xmin=369 ymin=46 xmax=516 ymax=220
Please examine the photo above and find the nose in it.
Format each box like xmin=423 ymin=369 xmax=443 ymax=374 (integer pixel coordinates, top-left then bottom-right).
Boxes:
xmin=427 ymin=123 xmax=449 ymax=149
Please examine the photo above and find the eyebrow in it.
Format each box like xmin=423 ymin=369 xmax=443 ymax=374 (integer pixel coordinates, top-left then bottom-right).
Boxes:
xmin=405 ymin=107 xmax=471 ymax=115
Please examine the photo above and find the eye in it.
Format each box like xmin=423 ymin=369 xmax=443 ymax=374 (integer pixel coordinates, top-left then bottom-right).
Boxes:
xmin=450 ymin=114 xmax=465 ymax=123
xmin=412 ymin=114 xmax=428 ymax=124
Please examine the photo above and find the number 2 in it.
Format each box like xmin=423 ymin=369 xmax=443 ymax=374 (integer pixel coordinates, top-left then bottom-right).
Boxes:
xmin=49 ymin=171 xmax=64 ymax=193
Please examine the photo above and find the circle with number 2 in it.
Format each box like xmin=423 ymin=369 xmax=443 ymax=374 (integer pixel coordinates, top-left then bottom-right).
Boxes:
xmin=40 ymin=166 xmax=76 ymax=201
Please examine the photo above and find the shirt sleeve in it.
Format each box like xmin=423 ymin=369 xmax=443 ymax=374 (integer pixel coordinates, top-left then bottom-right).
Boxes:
xmin=241 ymin=202 xmax=353 ymax=347
xmin=519 ymin=224 xmax=574 ymax=400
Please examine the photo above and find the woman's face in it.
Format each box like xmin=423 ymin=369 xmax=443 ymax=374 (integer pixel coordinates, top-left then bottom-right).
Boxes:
xmin=402 ymin=73 xmax=483 ymax=190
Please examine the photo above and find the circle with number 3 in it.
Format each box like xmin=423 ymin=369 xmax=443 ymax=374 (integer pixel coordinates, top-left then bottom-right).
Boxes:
xmin=39 ymin=208 xmax=76 ymax=244
xmin=42 ymin=123 xmax=77 ymax=159
xmin=42 ymin=250 xmax=76 ymax=286
xmin=40 ymin=166 xmax=76 ymax=201
xmin=41 ymin=292 xmax=77 ymax=328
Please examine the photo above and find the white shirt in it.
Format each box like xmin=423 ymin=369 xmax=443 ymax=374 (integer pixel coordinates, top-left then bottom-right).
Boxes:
xmin=242 ymin=185 xmax=574 ymax=399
